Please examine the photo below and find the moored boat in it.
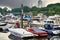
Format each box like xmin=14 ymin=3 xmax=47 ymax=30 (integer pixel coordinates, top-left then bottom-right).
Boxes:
xmin=0 ymin=22 xmax=13 ymax=32
xmin=8 ymin=28 xmax=37 ymax=38
xmin=26 ymin=27 xmax=48 ymax=36
xmin=39 ymin=24 xmax=60 ymax=36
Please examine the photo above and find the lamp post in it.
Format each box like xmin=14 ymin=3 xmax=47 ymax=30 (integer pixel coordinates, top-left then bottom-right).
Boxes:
xmin=21 ymin=4 xmax=23 ymax=28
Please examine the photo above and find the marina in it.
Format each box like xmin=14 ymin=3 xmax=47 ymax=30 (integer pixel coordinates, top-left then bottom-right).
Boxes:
xmin=0 ymin=13 xmax=60 ymax=40
xmin=0 ymin=1 xmax=60 ymax=40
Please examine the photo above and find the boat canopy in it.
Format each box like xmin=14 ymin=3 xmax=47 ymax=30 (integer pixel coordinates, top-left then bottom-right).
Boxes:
xmin=44 ymin=24 xmax=53 ymax=30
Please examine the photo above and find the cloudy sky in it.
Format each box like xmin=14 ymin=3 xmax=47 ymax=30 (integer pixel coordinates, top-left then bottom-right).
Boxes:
xmin=0 ymin=0 xmax=60 ymax=8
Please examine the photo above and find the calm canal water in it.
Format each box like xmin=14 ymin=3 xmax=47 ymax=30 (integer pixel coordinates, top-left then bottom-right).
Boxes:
xmin=20 ymin=36 xmax=60 ymax=40
xmin=9 ymin=34 xmax=60 ymax=40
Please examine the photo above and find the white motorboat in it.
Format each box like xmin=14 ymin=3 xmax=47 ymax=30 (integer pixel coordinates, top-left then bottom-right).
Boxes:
xmin=2 ymin=24 xmax=13 ymax=30
xmin=52 ymin=30 xmax=60 ymax=35
xmin=0 ymin=22 xmax=13 ymax=32
xmin=5 ymin=19 xmax=17 ymax=24
xmin=0 ymin=22 xmax=6 ymax=26
xmin=9 ymin=28 xmax=36 ymax=38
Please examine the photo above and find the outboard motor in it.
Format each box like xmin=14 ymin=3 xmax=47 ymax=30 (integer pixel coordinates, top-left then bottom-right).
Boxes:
xmin=44 ymin=24 xmax=53 ymax=30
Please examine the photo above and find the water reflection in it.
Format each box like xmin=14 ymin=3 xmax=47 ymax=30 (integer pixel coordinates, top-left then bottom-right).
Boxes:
xmin=50 ymin=36 xmax=60 ymax=40
xmin=22 ymin=36 xmax=48 ymax=40
xmin=8 ymin=34 xmax=60 ymax=40
xmin=22 ymin=36 xmax=60 ymax=40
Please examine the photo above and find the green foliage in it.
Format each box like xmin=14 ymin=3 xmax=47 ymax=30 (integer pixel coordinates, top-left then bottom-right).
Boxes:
xmin=31 ymin=6 xmax=38 ymax=16
xmin=0 ymin=8 xmax=2 ymax=13
xmin=46 ymin=3 xmax=60 ymax=16
xmin=31 ymin=6 xmax=38 ymax=11
xmin=2 ymin=7 xmax=8 ymax=15
xmin=0 ymin=3 xmax=60 ymax=16
xmin=23 ymin=6 xmax=30 ymax=12
xmin=12 ymin=8 xmax=21 ymax=12
xmin=11 ymin=3 xmax=60 ymax=16
xmin=12 ymin=6 xmax=30 ymax=12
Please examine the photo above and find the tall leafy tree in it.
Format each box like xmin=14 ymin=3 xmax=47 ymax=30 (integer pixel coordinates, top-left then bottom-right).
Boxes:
xmin=23 ymin=6 xmax=30 ymax=12
xmin=2 ymin=7 xmax=8 ymax=15
xmin=0 ymin=8 xmax=2 ymax=13
xmin=31 ymin=6 xmax=38 ymax=16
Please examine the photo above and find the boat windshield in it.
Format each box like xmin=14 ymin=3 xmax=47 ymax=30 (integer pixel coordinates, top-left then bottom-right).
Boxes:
xmin=44 ymin=21 xmax=54 ymax=23
xmin=31 ymin=27 xmax=44 ymax=32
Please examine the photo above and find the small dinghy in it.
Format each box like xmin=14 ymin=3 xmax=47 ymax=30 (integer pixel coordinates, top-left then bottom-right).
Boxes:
xmin=9 ymin=28 xmax=36 ymax=38
xmin=26 ymin=27 xmax=48 ymax=36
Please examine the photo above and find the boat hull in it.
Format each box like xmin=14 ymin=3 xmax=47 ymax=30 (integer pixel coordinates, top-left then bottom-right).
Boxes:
xmin=9 ymin=28 xmax=37 ymax=38
xmin=26 ymin=27 xmax=48 ymax=36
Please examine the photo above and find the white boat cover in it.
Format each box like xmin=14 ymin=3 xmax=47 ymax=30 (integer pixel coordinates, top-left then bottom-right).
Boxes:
xmin=9 ymin=28 xmax=35 ymax=38
xmin=2 ymin=24 xmax=13 ymax=30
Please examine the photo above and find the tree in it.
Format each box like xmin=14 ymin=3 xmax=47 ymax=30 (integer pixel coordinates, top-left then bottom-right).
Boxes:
xmin=12 ymin=8 xmax=21 ymax=12
xmin=31 ymin=6 xmax=38 ymax=11
xmin=2 ymin=7 xmax=8 ymax=15
xmin=31 ymin=6 xmax=38 ymax=16
xmin=0 ymin=8 xmax=2 ymax=13
xmin=23 ymin=6 xmax=30 ymax=12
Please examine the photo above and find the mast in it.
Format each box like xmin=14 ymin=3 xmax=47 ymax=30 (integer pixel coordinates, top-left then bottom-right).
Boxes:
xmin=21 ymin=4 xmax=23 ymax=28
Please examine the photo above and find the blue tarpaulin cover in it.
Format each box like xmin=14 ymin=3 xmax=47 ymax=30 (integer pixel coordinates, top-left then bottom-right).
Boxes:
xmin=24 ymin=15 xmax=31 ymax=18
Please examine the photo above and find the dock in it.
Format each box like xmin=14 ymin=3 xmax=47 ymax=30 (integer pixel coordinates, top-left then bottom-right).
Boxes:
xmin=0 ymin=32 xmax=11 ymax=40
